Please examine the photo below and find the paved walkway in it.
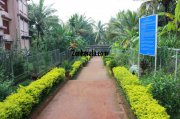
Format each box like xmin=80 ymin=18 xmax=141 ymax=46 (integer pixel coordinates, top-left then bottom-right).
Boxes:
xmin=34 ymin=57 xmax=128 ymax=119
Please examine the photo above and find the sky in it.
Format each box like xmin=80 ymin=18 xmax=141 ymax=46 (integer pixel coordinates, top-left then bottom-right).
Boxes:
xmin=32 ymin=0 xmax=143 ymax=23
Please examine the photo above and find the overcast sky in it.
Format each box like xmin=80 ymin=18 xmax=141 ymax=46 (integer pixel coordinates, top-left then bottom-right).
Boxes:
xmin=32 ymin=0 xmax=143 ymax=23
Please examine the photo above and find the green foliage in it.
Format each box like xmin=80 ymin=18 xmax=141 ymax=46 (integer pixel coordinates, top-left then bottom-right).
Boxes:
xmin=95 ymin=21 xmax=107 ymax=44
xmin=70 ymin=61 xmax=82 ymax=78
xmin=18 ymin=80 xmax=33 ymax=86
xmin=80 ymin=56 xmax=90 ymax=64
xmin=0 ymin=81 xmax=13 ymax=101
xmin=141 ymin=72 xmax=180 ymax=115
xmin=61 ymin=60 xmax=72 ymax=72
xmin=175 ymin=0 xmax=180 ymax=23
xmin=106 ymin=10 xmax=139 ymax=49
xmin=69 ymin=56 xmax=90 ymax=78
xmin=113 ymin=67 xmax=170 ymax=119
xmin=0 ymin=67 xmax=65 ymax=119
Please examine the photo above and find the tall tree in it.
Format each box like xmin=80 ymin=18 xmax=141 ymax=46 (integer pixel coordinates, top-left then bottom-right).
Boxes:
xmin=28 ymin=0 xmax=58 ymax=49
xmin=106 ymin=10 xmax=139 ymax=49
xmin=95 ymin=21 xmax=106 ymax=44
xmin=68 ymin=14 xmax=95 ymax=45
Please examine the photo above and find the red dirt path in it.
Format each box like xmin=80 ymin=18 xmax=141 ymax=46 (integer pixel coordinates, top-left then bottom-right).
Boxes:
xmin=34 ymin=57 xmax=128 ymax=119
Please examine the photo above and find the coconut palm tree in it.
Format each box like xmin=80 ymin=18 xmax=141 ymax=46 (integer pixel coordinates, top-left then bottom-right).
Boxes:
xmin=28 ymin=0 xmax=58 ymax=48
xmin=95 ymin=21 xmax=106 ymax=44
xmin=107 ymin=10 xmax=139 ymax=49
xmin=68 ymin=14 xmax=95 ymax=45
xmin=139 ymin=0 xmax=177 ymax=23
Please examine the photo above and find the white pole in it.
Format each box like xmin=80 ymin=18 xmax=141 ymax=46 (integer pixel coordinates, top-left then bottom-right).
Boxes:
xmin=138 ymin=18 xmax=141 ymax=78
xmin=154 ymin=14 xmax=158 ymax=76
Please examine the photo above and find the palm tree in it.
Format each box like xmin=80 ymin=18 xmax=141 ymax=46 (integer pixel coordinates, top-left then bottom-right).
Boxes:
xmin=68 ymin=14 xmax=95 ymax=45
xmin=28 ymin=0 xmax=58 ymax=48
xmin=107 ymin=10 xmax=139 ymax=49
xmin=95 ymin=21 xmax=106 ymax=44
xmin=139 ymin=0 xmax=177 ymax=23
xmin=160 ymin=0 xmax=180 ymax=37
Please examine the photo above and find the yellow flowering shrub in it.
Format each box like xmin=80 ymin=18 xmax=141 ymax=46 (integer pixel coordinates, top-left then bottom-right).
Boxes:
xmin=0 ymin=67 xmax=65 ymax=119
xmin=113 ymin=66 xmax=170 ymax=119
xmin=70 ymin=61 xmax=82 ymax=77
xmin=81 ymin=56 xmax=90 ymax=64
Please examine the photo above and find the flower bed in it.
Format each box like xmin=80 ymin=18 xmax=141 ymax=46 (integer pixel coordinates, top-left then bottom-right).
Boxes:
xmin=113 ymin=66 xmax=170 ymax=119
xmin=0 ymin=68 xmax=65 ymax=119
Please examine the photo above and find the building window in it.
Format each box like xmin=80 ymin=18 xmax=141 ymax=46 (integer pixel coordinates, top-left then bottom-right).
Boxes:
xmin=19 ymin=0 xmax=28 ymax=16
xmin=1 ymin=0 xmax=8 ymax=12
xmin=20 ymin=18 xmax=29 ymax=36
xmin=3 ymin=20 xmax=9 ymax=34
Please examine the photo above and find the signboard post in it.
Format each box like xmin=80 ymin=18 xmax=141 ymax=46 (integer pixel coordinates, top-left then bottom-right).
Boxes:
xmin=138 ymin=15 xmax=158 ymax=77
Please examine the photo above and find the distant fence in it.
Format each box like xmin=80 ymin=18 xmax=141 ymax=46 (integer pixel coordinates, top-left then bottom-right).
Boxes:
xmin=0 ymin=49 xmax=72 ymax=83
xmin=111 ymin=47 xmax=180 ymax=80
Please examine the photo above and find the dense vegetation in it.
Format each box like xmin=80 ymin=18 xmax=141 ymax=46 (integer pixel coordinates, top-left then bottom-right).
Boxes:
xmin=0 ymin=0 xmax=180 ymax=118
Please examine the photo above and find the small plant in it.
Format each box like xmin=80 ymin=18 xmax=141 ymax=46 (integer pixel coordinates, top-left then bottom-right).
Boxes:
xmin=61 ymin=60 xmax=72 ymax=78
xmin=140 ymin=59 xmax=149 ymax=75
xmin=0 ymin=81 xmax=13 ymax=101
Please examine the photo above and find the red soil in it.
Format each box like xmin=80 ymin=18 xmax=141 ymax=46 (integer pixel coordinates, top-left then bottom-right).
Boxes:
xmin=34 ymin=57 xmax=128 ymax=119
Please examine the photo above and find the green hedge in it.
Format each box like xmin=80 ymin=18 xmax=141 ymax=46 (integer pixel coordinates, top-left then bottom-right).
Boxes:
xmin=0 ymin=68 xmax=65 ymax=119
xmin=113 ymin=67 xmax=170 ymax=119
xmin=70 ymin=56 xmax=90 ymax=78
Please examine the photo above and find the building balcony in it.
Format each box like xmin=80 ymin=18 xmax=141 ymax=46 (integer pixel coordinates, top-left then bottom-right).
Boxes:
xmin=3 ymin=34 xmax=12 ymax=41
xmin=0 ymin=11 xmax=11 ymax=20
xmin=0 ymin=30 xmax=3 ymax=36
xmin=18 ymin=12 xmax=29 ymax=21
xmin=0 ymin=5 xmax=4 ymax=10
xmin=0 ymin=0 xmax=5 ymax=5
xmin=21 ymin=31 xmax=31 ymax=39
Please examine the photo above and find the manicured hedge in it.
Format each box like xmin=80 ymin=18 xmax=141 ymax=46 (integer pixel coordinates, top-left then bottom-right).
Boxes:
xmin=113 ymin=67 xmax=170 ymax=119
xmin=80 ymin=56 xmax=90 ymax=64
xmin=0 ymin=68 xmax=65 ymax=119
xmin=70 ymin=56 xmax=90 ymax=77
xmin=70 ymin=61 xmax=82 ymax=77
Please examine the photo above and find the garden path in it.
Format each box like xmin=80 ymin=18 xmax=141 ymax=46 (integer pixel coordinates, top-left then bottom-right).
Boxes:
xmin=34 ymin=57 xmax=129 ymax=119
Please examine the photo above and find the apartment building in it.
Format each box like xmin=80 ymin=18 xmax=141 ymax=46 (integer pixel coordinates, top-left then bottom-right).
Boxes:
xmin=0 ymin=0 xmax=30 ymax=50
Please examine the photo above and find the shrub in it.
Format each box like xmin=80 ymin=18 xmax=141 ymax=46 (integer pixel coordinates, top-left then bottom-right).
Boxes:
xmin=0 ymin=67 xmax=65 ymax=119
xmin=70 ymin=61 xmax=82 ymax=77
xmin=141 ymin=71 xmax=180 ymax=115
xmin=18 ymin=80 xmax=33 ymax=86
xmin=152 ymin=78 xmax=180 ymax=115
xmin=61 ymin=60 xmax=72 ymax=72
xmin=113 ymin=67 xmax=170 ymax=119
xmin=80 ymin=56 xmax=88 ymax=64
xmin=103 ymin=55 xmax=114 ymax=65
xmin=0 ymin=81 xmax=13 ymax=101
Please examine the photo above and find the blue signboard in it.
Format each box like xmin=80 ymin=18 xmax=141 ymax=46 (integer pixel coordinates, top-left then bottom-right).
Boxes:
xmin=139 ymin=15 xmax=158 ymax=56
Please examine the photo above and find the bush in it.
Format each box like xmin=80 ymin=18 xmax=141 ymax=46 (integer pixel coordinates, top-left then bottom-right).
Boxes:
xmin=113 ymin=67 xmax=169 ymax=119
xmin=0 ymin=67 xmax=65 ymax=119
xmin=80 ymin=56 xmax=90 ymax=65
xmin=61 ymin=60 xmax=72 ymax=72
xmin=152 ymin=78 xmax=180 ymax=115
xmin=18 ymin=80 xmax=33 ymax=86
xmin=108 ymin=59 xmax=117 ymax=70
xmin=69 ymin=61 xmax=82 ymax=78
xmin=103 ymin=55 xmax=114 ymax=65
xmin=69 ymin=56 xmax=90 ymax=78
xmin=0 ymin=81 xmax=13 ymax=101
xmin=141 ymin=72 xmax=180 ymax=115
